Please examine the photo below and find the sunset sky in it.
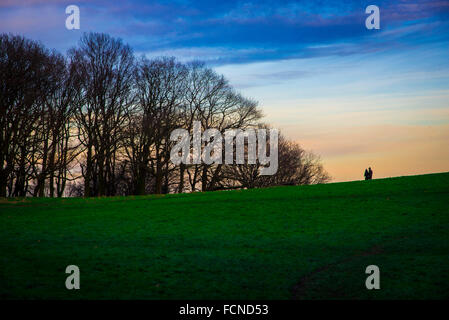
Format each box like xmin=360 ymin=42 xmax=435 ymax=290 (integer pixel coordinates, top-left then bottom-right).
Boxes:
xmin=1 ymin=0 xmax=448 ymax=181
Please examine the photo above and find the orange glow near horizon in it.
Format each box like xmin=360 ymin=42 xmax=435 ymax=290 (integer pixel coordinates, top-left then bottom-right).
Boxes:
xmin=284 ymin=123 xmax=449 ymax=182
xmin=258 ymin=99 xmax=449 ymax=183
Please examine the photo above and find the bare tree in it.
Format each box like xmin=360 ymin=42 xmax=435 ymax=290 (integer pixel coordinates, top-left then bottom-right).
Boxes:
xmin=222 ymin=131 xmax=331 ymax=189
xmin=125 ymin=57 xmax=187 ymax=195
xmin=181 ymin=61 xmax=262 ymax=192
xmin=32 ymin=51 xmax=79 ymax=197
xmin=0 ymin=34 xmax=54 ymax=197
xmin=69 ymin=33 xmax=135 ymax=197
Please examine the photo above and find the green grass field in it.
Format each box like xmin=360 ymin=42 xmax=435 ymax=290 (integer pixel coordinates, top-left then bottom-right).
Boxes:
xmin=1 ymin=172 xmax=448 ymax=299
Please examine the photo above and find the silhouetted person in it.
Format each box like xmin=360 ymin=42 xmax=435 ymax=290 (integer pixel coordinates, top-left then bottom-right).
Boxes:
xmin=364 ymin=168 xmax=369 ymax=180
xmin=368 ymin=167 xmax=373 ymax=180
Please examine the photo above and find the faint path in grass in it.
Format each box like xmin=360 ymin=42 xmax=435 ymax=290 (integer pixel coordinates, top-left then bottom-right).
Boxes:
xmin=291 ymin=245 xmax=383 ymax=299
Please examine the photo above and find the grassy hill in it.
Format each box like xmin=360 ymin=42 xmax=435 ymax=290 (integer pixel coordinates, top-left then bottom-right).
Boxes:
xmin=1 ymin=172 xmax=448 ymax=299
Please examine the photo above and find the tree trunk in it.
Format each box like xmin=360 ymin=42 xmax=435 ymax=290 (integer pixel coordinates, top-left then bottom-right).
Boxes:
xmin=84 ymin=145 xmax=92 ymax=197
xmin=178 ymin=163 xmax=185 ymax=193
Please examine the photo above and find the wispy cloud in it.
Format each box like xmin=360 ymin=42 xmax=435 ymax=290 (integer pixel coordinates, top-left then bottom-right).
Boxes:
xmin=1 ymin=0 xmax=448 ymax=64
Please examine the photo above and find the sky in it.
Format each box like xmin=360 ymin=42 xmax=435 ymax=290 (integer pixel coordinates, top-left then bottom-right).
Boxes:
xmin=1 ymin=0 xmax=448 ymax=181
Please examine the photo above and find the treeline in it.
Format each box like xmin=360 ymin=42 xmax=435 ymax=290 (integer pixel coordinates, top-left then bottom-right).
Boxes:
xmin=0 ymin=32 xmax=330 ymax=198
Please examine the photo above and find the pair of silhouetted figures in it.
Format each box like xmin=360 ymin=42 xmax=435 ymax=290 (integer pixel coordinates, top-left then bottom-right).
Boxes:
xmin=364 ymin=167 xmax=373 ymax=180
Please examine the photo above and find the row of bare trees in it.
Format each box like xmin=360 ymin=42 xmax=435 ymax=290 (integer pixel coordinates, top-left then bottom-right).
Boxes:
xmin=0 ymin=32 xmax=330 ymax=198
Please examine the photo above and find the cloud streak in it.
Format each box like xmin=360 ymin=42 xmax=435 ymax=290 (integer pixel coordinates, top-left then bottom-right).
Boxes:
xmin=1 ymin=0 xmax=448 ymax=64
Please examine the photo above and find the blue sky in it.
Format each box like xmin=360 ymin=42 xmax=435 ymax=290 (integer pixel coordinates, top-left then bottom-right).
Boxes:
xmin=1 ymin=0 xmax=449 ymax=181
xmin=1 ymin=1 xmax=448 ymax=63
